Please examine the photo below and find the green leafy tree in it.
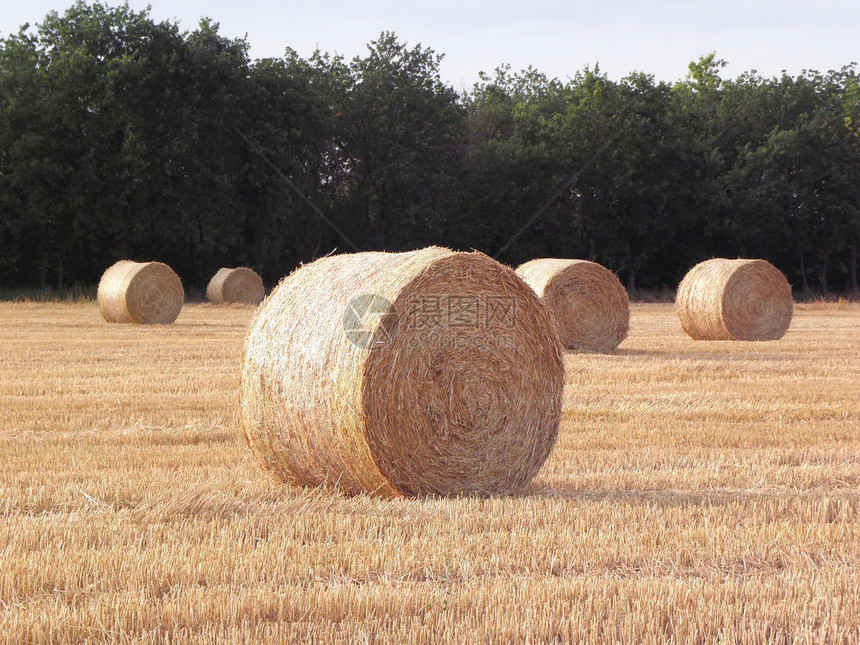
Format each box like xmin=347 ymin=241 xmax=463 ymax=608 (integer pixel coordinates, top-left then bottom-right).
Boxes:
xmin=461 ymin=65 xmax=572 ymax=260
xmin=235 ymin=49 xmax=335 ymax=281
xmin=314 ymin=32 xmax=466 ymax=250
xmin=725 ymin=68 xmax=858 ymax=292
xmin=2 ymin=6 xmax=858 ymax=294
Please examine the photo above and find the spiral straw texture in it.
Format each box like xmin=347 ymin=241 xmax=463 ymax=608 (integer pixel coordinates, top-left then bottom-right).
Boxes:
xmin=515 ymin=258 xmax=629 ymax=352
xmin=206 ymin=267 xmax=265 ymax=305
xmin=676 ymin=258 xmax=793 ymax=341
xmin=240 ymin=247 xmax=564 ymax=497
xmin=97 ymin=260 xmax=184 ymax=324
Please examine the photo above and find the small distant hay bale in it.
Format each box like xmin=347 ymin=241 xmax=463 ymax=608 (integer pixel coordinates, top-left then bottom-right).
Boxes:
xmin=97 ymin=260 xmax=184 ymax=324
xmin=240 ymin=246 xmax=564 ymax=497
xmin=515 ymin=258 xmax=629 ymax=352
xmin=676 ymin=258 xmax=793 ymax=341
xmin=206 ymin=267 xmax=265 ymax=305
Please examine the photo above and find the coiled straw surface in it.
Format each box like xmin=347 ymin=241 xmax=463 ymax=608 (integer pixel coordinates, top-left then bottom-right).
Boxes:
xmin=676 ymin=258 xmax=793 ymax=341
xmin=206 ymin=267 xmax=265 ymax=305
xmin=241 ymin=247 xmax=564 ymax=497
xmin=515 ymin=258 xmax=629 ymax=352
xmin=97 ymin=260 xmax=184 ymax=324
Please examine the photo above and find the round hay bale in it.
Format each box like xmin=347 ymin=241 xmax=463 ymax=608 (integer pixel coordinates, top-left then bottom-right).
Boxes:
xmin=240 ymin=247 xmax=564 ymax=497
xmin=206 ymin=267 xmax=265 ymax=305
xmin=676 ymin=258 xmax=793 ymax=341
xmin=515 ymin=258 xmax=629 ymax=352
xmin=97 ymin=260 xmax=184 ymax=324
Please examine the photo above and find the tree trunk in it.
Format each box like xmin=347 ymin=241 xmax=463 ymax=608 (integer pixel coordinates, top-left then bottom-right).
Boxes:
xmin=56 ymin=257 xmax=64 ymax=292
xmin=817 ymin=255 xmax=829 ymax=294
xmin=310 ymin=217 xmax=322 ymax=261
xmin=798 ymin=248 xmax=810 ymax=293
xmin=627 ymin=270 xmax=636 ymax=294
xmin=850 ymin=245 xmax=858 ymax=295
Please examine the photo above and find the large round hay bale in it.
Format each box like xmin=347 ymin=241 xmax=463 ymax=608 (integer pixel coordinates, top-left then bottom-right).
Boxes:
xmin=515 ymin=258 xmax=629 ymax=352
xmin=676 ymin=258 xmax=793 ymax=341
xmin=97 ymin=260 xmax=184 ymax=324
xmin=241 ymin=247 xmax=564 ymax=497
xmin=206 ymin=267 xmax=265 ymax=305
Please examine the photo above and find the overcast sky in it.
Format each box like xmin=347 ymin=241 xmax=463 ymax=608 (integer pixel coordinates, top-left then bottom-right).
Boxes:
xmin=2 ymin=0 xmax=858 ymax=90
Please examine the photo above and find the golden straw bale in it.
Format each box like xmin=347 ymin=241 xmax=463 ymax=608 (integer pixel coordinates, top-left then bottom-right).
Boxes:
xmin=206 ymin=267 xmax=265 ymax=305
xmin=241 ymin=247 xmax=564 ymax=497
xmin=97 ymin=260 xmax=184 ymax=324
xmin=515 ymin=258 xmax=629 ymax=352
xmin=676 ymin=258 xmax=793 ymax=341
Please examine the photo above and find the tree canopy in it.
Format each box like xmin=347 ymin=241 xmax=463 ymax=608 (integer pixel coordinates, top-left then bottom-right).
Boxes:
xmin=1 ymin=2 xmax=857 ymax=294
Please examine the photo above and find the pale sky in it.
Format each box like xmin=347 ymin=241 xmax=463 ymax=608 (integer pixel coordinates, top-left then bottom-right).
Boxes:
xmin=2 ymin=0 xmax=858 ymax=90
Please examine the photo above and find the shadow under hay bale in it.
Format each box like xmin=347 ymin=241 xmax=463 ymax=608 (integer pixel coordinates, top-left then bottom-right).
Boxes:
xmin=240 ymin=246 xmax=564 ymax=497
xmin=206 ymin=267 xmax=265 ymax=305
xmin=515 ymin=258 xmax=629 ymax=352
xmin=97 ymin=260 xmax=184 ymax=324
xmin=675 ymin=258 xmax=793 ymax=341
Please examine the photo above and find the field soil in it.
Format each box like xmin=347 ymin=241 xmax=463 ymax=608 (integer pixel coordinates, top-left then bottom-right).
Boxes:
xmin=1 ymin=302 xmax=858 ymax=643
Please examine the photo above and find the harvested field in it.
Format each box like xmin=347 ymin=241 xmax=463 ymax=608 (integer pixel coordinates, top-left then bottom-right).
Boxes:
xmin=1 ymin=301 xmax=858 ymax=644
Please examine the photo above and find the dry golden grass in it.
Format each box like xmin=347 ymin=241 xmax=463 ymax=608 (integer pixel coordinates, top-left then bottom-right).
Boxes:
xmin=1 ymin=301 xmax=858 ymax=644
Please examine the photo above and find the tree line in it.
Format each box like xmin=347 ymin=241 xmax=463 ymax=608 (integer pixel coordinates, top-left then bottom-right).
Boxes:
xmin=1 ymin=2 xmax=857 ymax=295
